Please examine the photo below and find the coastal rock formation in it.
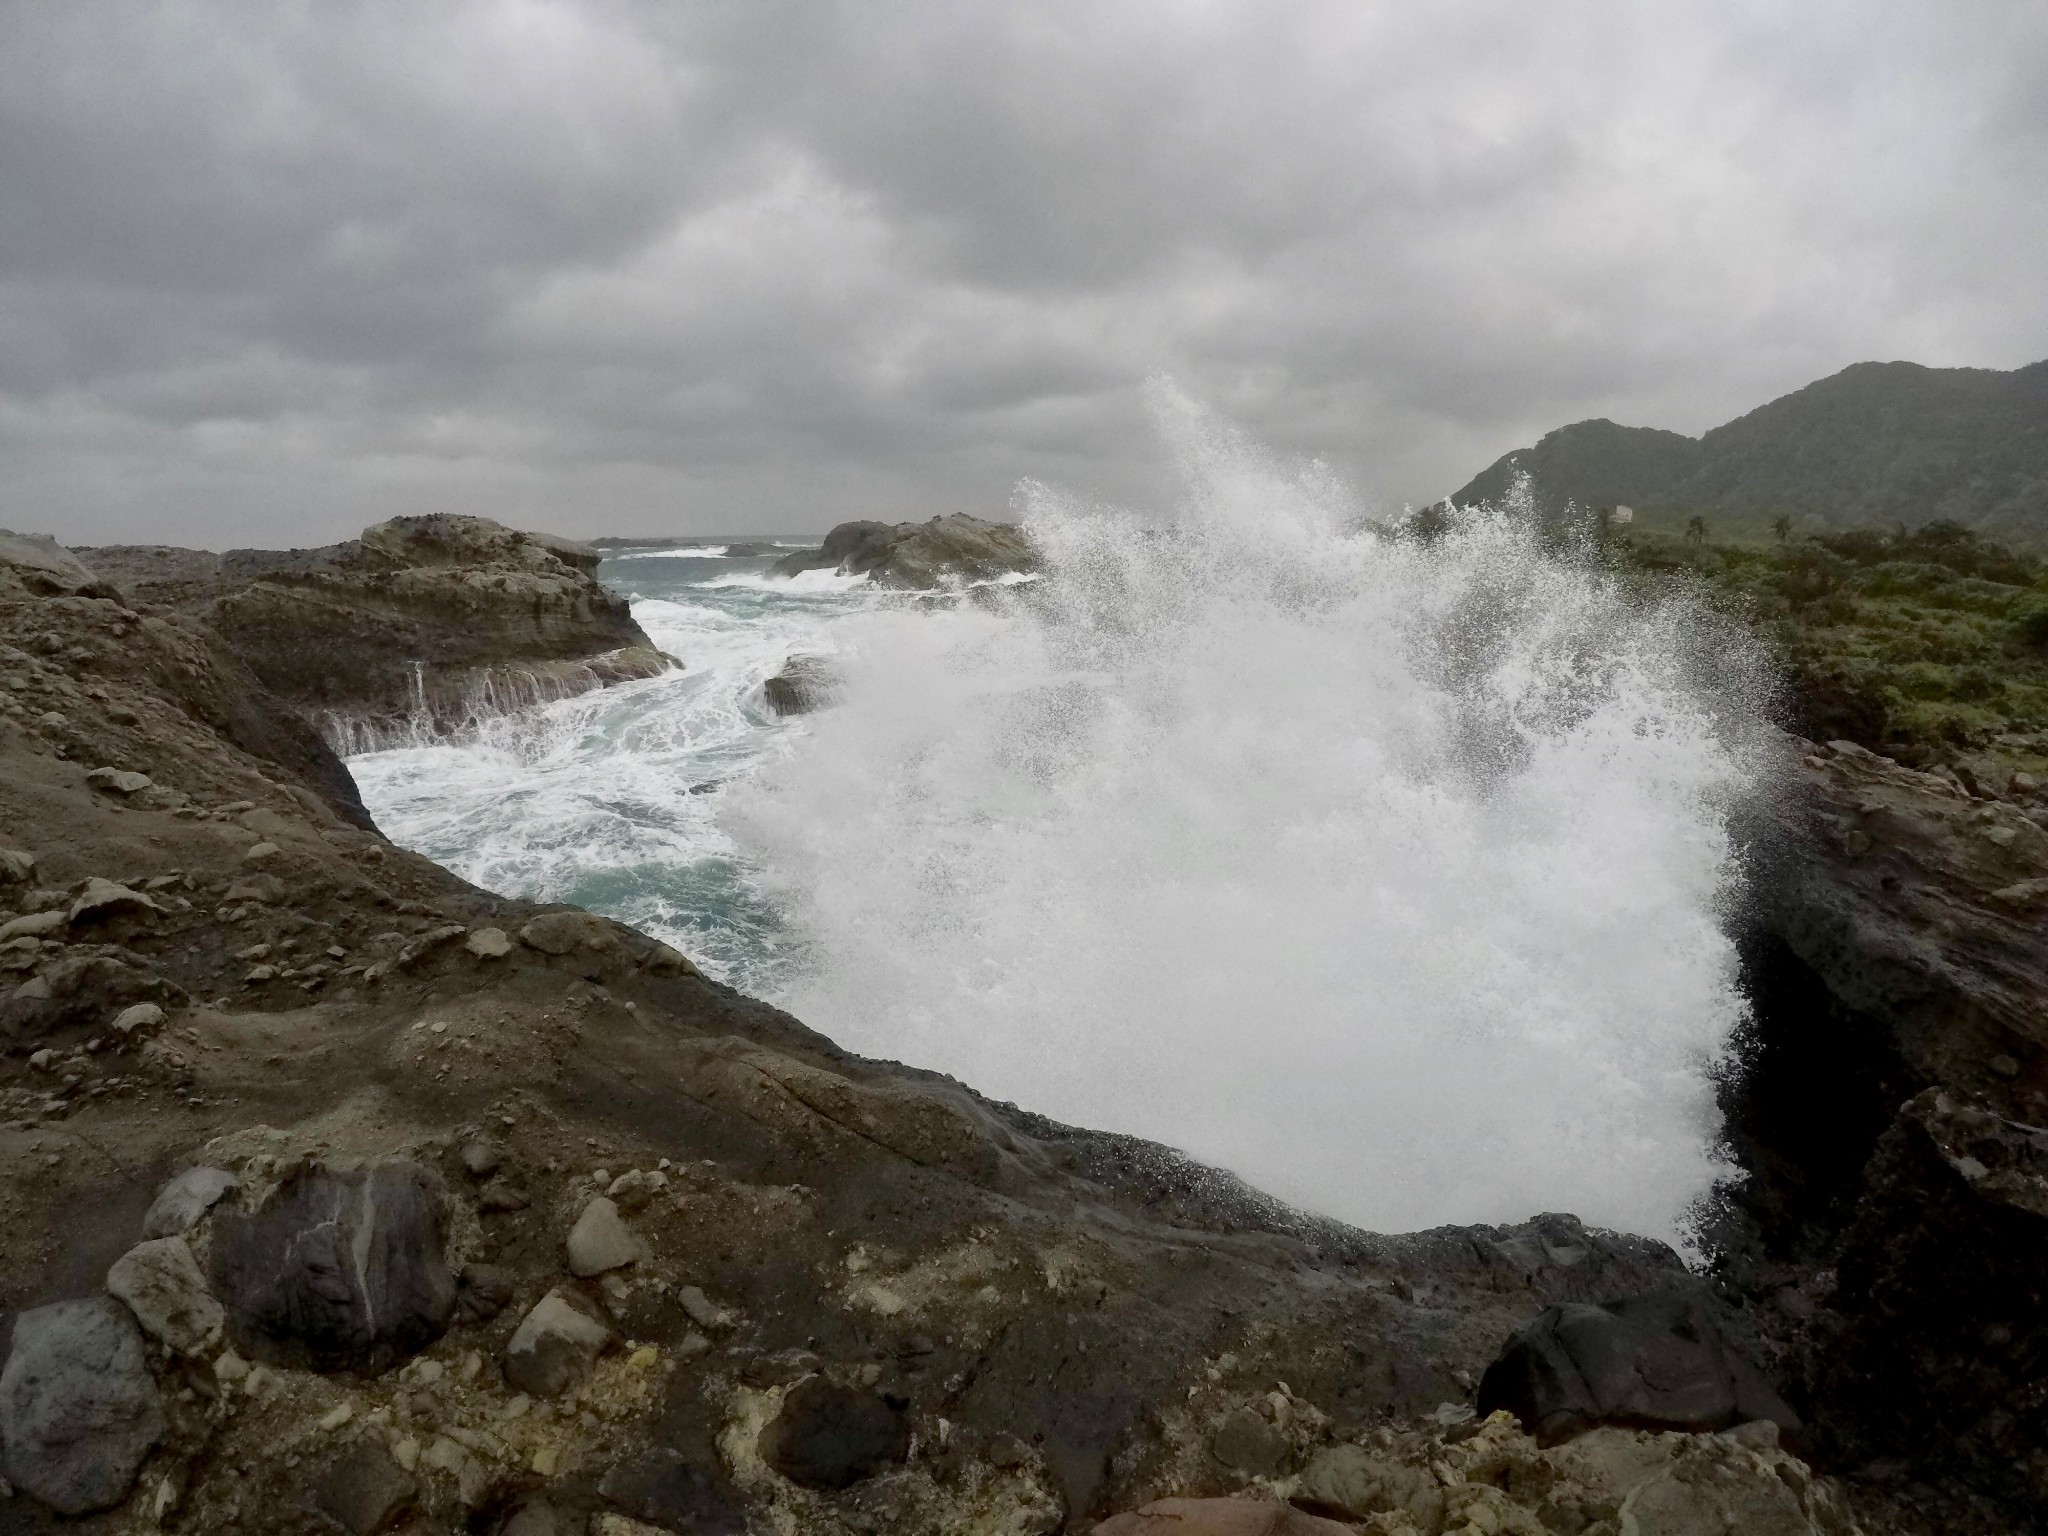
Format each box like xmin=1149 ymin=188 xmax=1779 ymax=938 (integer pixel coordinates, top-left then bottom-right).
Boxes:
xmin=0 ymin=525 xmax=2016 ymax=1533
xmin=0 ymin=528 xmax=1857 ymax=1534
xmin=773 ymin=513 xmax=1036 ymax=588
xmin=78 ymin=513 xmax=669 ymax=746
xmin=762 ymin=654 xmax=838 ymax=716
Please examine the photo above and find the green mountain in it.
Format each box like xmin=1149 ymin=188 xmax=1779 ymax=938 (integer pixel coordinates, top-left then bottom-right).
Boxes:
xmin=1446 ymin=359 xmax=2048 ymax=542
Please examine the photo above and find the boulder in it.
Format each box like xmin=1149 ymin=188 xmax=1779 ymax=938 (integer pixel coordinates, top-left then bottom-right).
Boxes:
xmin=758 ymin=1377 xmax=908 ymax=1490
xmin=107 ymin=1234 xmax=225 ymax=1356
xmin=140 ymin=1166 xmax=239 ymax=1237
xmin=0 ymin=1297 xmax=165 ymax=1515
xmin=1809 ymin=1088 xmax=2048 ymax=1510
xmin=1094 ymin=1499 xmax=1352 ymax=1536
xmin=215 ymin=1160 xmax=456 ymax=1373
xmin=67 ymin=876 xmax=161 ymax=927
xmin=565 ymin=1196 xmax=644 ymax=1276
xmin=1476 ymin=1286 xmax=1798 ymax=1444
xmin=761 ymin=655 xmax=838 ymax=716
xmin=519 ymin=909 xmax=614 ymax=956
xmin=85 ymin=767 xmax=153 ymax=795
xmin=773 ymin=514 xmax=1036 ymax=588
xmin=503 ymin=1287 xmax=612 ymax=1398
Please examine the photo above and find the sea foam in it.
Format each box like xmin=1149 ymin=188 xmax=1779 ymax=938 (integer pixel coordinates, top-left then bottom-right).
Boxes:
xmin=727 ymin=384 xmax=1762 ymax=1248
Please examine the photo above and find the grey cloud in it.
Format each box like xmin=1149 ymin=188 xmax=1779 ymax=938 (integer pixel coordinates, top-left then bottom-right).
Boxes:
xmin=0 ymin=0 xmax=2043 ymax=548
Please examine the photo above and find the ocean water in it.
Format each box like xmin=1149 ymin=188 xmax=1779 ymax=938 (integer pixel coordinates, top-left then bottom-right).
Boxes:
xmin=350 ymin=394 xmax=1765 ymax=1249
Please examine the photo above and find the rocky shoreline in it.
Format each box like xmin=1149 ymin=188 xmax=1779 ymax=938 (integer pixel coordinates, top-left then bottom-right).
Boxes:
xmin=0 ymin=525 xmax=2040 ymax=1534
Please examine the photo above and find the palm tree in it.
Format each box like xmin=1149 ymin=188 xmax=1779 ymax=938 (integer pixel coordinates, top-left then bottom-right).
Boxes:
xmin=1684 ymin=515 xmax=1707 ymax=545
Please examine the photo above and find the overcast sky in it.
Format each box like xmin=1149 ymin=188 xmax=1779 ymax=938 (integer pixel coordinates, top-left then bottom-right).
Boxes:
xmin=5 ymin=2 xmax=2045 ymax=548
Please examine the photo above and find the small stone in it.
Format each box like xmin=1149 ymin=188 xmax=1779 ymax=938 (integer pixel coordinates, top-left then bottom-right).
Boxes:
xmin=504 ymin=1288 xmax=612 ymax=1398
xmin=391 ymin=1435 xmax=420 ymax=1472
xmin=1990 ymin=1054 xmax=2021 ymax=1080
xmin=464 ymin=926 xmax=511 ymax=959
xmin=319 ymin=1402 xmax=356 ymax=1431
xmin=141 ymin=1166 xmax=239 ymax=1238
xmin=460 ymin=1141 xmax=503 ymax=1179
xmin=479 ymin=1181 xmax=531 ymax=1213
xmin=107 ymin=703 xmax=141 ymax=726
xmin=29 ymin=1047 xmax=55 ymax=1071
xmin=405 ymin=1357 xmax=445 ymax=1387
xmin=213 ymin=1350 xmax=250 ymax=1383
xmin=675 ymin=1285 xmax=731 ymax=1332
xmin=106 ymin=1235 xmax=225 ymax=1356
xmin=111 ymin=1002 xmax=165 ymax=1036
xmin=85 ymin=767 xmax=153 ymax=796
xmin=0 ymin=847 xmax=37 ymax=884
xmin=244 ymin=965 xmax=277 ymax=983
xmin=1210 ymin=1407 xmax=1288 ymax=1476
xmin=627 ymin=1345 xmax=660 ymax=1370
xmin=1729 ymin=1418 xmax=1781 ymax=1450
xmin=566 ymin=1197 xmax=645 ymax=1276
xmin=313 ymin=1442 xmax=416 ymax=1536
xmin=530 ymin=1443 xmax=561 ymax=1476
xmin=607 ymin=1167 xmax=668 ymax=1211
xmin=243 ymin=842 xmax=280 ymax=864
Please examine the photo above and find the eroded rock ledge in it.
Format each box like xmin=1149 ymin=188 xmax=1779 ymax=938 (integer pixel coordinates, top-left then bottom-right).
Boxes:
xmin=79 ymin=514 xmax=670 ymax=749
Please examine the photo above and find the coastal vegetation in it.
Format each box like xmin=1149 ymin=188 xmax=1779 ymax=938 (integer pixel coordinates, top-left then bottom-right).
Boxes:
xmin=1611 ymin=517 xmax=2048 ymax=782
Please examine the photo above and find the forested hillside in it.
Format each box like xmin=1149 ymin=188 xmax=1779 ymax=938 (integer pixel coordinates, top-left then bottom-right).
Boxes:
xmin=1447 ymin=359 xmax=2048 ymax=543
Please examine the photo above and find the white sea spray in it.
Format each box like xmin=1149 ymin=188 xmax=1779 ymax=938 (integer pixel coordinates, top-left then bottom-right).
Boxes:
xmin=726 ymin=387 xmax=1763 ymax=1247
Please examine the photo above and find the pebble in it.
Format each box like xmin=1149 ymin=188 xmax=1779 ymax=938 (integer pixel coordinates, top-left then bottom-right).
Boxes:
xmin=318 ymin=1403 xmax=355 ymax=1431
xmin=243 ymin=842 xmax=280 ymax=864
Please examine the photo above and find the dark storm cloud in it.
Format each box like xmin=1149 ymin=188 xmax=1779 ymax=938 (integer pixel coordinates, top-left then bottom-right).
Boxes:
xmin=2 ymin=0 xmax=2044 ymax=547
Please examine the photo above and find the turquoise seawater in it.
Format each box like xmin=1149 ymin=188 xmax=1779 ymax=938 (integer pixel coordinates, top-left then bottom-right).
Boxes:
xmin=347 ymin=544 xmax=883 ymax=996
